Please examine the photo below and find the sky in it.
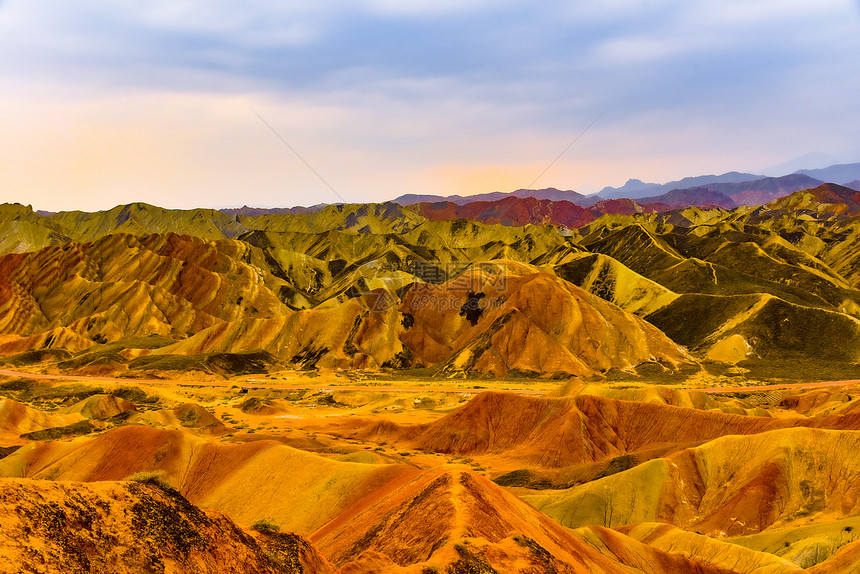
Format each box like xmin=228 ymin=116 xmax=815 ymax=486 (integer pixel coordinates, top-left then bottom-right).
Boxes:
xmin=1 ymin=1 xmax=859 ymax=211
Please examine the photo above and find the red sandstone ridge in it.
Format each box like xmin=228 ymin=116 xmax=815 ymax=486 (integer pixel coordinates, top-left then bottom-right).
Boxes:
xmin=767 ymin=183 xmax=860 ymax=215
xmin=352 ymin=391 xmax=860 ymax=468
xmin=412 ymin=196 xmax=596 ymax=227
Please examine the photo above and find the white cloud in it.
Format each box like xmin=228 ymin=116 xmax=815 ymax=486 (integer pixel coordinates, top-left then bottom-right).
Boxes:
xmin=1 ymin=0 xmax=859 ymax=208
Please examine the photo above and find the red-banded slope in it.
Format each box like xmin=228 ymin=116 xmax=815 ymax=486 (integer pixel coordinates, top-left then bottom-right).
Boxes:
xmin=767 ymin=183 xmax=860 ymax=216
xmin=352 ymin=391 xmax=860 ymax=469
xmin=411 ymin=195 xmax=648 ymax=229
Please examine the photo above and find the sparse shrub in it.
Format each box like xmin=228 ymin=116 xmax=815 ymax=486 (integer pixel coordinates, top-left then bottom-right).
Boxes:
xmin=251 ymin=518 xmax=280 ymax=534
xmin=127 ymin=470 xmax=172 ymax=490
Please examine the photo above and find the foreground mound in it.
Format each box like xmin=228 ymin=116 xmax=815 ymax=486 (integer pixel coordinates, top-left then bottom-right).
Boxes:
xmin=0 ymin=477 xmax=333 ymax=574
xmin=0 ymin=424 xmax=415 ymax=535
xmin=314 ymin=467 xmax=740 ymax=573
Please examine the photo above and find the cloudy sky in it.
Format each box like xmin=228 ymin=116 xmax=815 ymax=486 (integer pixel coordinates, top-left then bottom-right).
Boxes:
xmin=1 ymin=1 xmax=859 ymax=211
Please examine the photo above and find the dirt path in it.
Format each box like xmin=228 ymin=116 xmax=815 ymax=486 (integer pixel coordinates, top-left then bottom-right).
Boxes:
xmin=2 ymin=368 xmax=858 ymax=397
xmin=0 ymin=369 xmax=548 ymax=396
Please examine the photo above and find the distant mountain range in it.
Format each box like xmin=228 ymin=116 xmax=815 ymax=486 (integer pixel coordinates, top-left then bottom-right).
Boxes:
xmin=796 ymin=162 xmax=860 ymax=183
xmin=393 ymin=187 xmax=585 ymax=206
xmin=633 ymin=173 xmax=826 ymax=209
xmin=389 ymin=161 xmax=860 ymax=212
xmin=593 ymin=171 xmax=764 ymax=200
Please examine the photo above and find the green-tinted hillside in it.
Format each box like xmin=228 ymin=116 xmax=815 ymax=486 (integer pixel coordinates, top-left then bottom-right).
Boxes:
xmin=1 ymin=183 xmax=859 ymax=375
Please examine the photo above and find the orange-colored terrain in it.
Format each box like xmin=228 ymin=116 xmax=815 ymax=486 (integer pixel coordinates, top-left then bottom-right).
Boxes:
xmin=3 ymin=372 xmax=860 ymax=572
xmin=2 ymin=187 xmax=860 ymax=572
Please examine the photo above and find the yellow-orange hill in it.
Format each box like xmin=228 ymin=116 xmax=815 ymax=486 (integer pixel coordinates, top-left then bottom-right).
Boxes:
xmin=0 ymin=425 xmax=416 ymax=535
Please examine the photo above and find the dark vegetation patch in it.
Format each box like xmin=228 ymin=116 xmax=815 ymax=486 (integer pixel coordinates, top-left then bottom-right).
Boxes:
xmin=240 ymin=397 xmax=277 ymax=413
xmin=127 ymin=482 xmax=210 ymax=558
xmin=290 ymin=346 xmax=328 ymax=370
xmin=447 ymin=543 xmax=499 ymax=574
xmin=595 ymin=454 xmax=638 ymax=479
xmin=128 ymin=354 xmax=215 ymax=374
xmin=602 ymin=366 xmax=692 ymax=384
xmin=0 ymin=380 xmax=104 ymax=406
xmin=0 ymin=445 xmax=22 ymax=459
xmin=646 ymin=293 xmax=763 ymax=349
xmin=0 ymin=378 xmax=36 ymax=392
xmin=256 ymin=532 xmax=310 ymax=574
xmin=512 ymin=534 xmax=558 ymax=574
xmin=58 ymin=351 xmax=127 ymax=371
xmin=382 ymin=346 xmax=413 ymax=369
xmin=129 ymin=350 xmax=281 ymax=376
xmin=112 ymin=386 xmax=160 ymax=405
xmin=128 ymin=471 xmax=173 ymax=490
xmin=56 ymin=336 xmax=176 ymax=371
xmin=439 ymin=311 xmax=515 ymax=375
xmin=741 ymin=300 xmax=860 ymax=361
xmin=205 ymin=351 xmax=282 ymax=376
xmin=450 ymin=218 xmax=470 ymax=234
xmin=30 ymin=495 xmax=101 ymax=571
xmin=20 ymin=420 xmax=97 ymax=441
xmin=342 ymin=314 xmax=364 ymax=356
xmin=176 ymin=405 xmax=205 ymax=427
xmin=738 ymin=358 xmax=860 ymax=382
xmin=327 ymin=258 xmax=348 ymax=276
xmin=553 ymin=255 xmax=599 ymax=289
xmin=345 ymin=519 xmax=386 ymax=561
xmin=410 ymin=261 xmax=449 ymax=284
xmin=314 ymin=392 xmax=347 ymax=408
xmin=1 ymin=349 xmax=73 ymax=366
xmin=251 ymin=519 xmax=280 ymax=534
xmin=493 ymin=469 xmax=554 ymax=490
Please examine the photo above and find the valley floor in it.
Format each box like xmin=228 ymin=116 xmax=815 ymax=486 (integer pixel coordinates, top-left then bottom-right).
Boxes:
xmin=4 ymin=368 xmax=860 ymax=572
